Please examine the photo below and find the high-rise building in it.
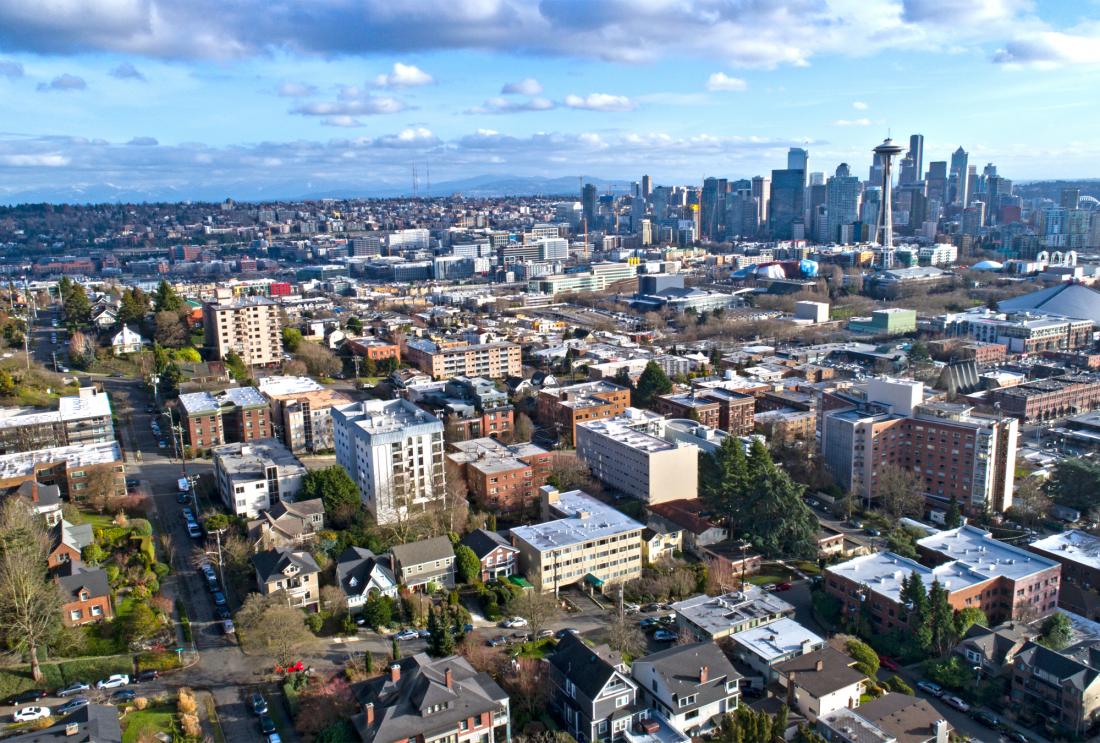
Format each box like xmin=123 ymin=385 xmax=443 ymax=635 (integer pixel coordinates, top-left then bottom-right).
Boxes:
xmin=700 ymin=177 xmax=725 ymax=241
xmin=908 ymin=134 xmax=924 ymax=181
xmin=769 ymin=168 xmax=805 ymax=240
xmin=203 ymin=296 xmax=283 ymax=367
xmin=787 ymin=147 xmax=808 ymax=173
xmin=826 ymin=163 xmax=861 ymax=244
xmin=751 ymin=175 xmax=770 ymax=229
xmin=925 ymin=161 xmax=948 ymax=216
xmin=868 ymin=152 xmax=884 ymax=189
xmin=962 ymin=202 xmax=986 ymax=237
xmin=641 ymin=174 xmax=652 ymax=200
xmin=1061 ymin=187 xmax=1081 ymax=210
xmin=332 ymin=399 xmax=446 ymax=525
xmin=949 ymin=147 xmax=969 ymax=206
xmin=581 ymin=183 xmax=598 ymax=228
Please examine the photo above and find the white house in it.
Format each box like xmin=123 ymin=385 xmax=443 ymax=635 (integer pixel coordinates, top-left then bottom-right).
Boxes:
xmin=773 ymin=646 xmax=867 ymax=723
xmin=632 ymin=641 xmax=742 ymax=737
xmin=335 ymin=546 xmax=398 ymax=608
xmin=111 ymin=326 xmax=144 ymax=355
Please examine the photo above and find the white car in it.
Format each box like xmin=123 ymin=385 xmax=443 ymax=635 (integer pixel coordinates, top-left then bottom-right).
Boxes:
xmin=501 ymin=617 xmax=528 ymax=629
xmin=941 ymin=694 xmax=969 ymax=712
xmin=95 ymin=675 xmax=129 ymax=690
xmin=12 ymin=706 xmax=51 ymax=722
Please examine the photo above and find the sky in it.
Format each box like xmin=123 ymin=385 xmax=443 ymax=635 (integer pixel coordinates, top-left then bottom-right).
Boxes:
xmin=0 ymin=0 xmax=1099 ymax=202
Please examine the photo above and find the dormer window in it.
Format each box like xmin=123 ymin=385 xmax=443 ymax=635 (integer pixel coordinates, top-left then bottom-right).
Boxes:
xmin=349 ymin=577 xmax=359 ymax=587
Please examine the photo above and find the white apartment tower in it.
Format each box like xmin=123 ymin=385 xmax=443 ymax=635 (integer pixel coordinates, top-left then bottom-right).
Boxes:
xmin=331 ymin=399 xmax=445 ymax=524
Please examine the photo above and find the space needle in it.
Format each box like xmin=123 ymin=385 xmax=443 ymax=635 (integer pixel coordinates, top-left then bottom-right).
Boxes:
xmin=873 ymin=137 xmax=905 ymax=269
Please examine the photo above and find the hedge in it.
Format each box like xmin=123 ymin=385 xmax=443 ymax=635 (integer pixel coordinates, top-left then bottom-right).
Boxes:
xmin=136 ymin=651 xmax=182 ymax=672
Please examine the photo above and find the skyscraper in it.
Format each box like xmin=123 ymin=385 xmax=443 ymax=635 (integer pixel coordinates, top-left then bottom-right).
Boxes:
xmin=908 ymin=134 xmax=924 ymax=179
xmin=1061 ymin=187 xmax=1081 ymax=210
xmin=700 ymin=177 xmax=726 ymax=241
xmin=581 ymin=183 xmax=598 ymax=228
xmin=751 ymin=175 xmax=770 ymax=230
xmin=769 ymin=168 xmax=805 ymax=240
xmin=788 ymin=147 xmax=808 ymax=173
xmin=925 ymin=161 xmax=948 ymax=213
xmin=641 ymin=175 xmax=652 ymax=201
xmin=868 ymin=152 xmax=884 ymax=189
xmin=826 ymin=163 xmax=862 ymax=244
xmin=949 ymin=147 xmax=969 ymax=206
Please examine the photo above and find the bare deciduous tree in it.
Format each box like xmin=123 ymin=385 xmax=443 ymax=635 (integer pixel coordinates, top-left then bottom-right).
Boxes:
xmin=877 ymin=464 xmax=926 ymax=520
xmin=509 ymin=590 xmax=560 ymax=638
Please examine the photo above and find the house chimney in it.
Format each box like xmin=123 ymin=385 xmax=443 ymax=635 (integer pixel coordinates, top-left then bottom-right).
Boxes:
xmin=389 ymin=662 xmax=401 ymax=683
xmin=815 ymin=659 xmax=824 ymax=672
xmin=444 ymin=667 xmax=453 ymax=689
xmin=365 ymin=703 xmax=374 ymax=726
xmin=65 ymin=723 xmax=80 ymax=737
xmin=699 ymin=665 xmax=708 ymax=683
xmin=933 ymin=719 xmax=948 ymax=743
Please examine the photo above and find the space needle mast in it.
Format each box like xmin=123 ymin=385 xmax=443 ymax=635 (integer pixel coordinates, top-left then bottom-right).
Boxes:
xmin=873 ymin=137 xmax=905 ymax=269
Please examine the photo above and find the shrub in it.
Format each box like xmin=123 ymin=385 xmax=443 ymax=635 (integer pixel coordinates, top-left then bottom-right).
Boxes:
xmin=129 ymin=519 xmax=153 ymax=537
xmin=133 ymin=696 xmax=149 ymax=710
xmin=152 ymin=562 xmax=170 ymax=579
xmin=885 ymin=675 xmax=914 ymax=695
xmin=180 ymin=713 xmax=201 ymax=738
xmin=305 ymin=613 xmax=324 ymax=634
xmin=177 ymin=687 xmax=197 ymax=715
xmin=137 ymin=651 xmax=182 ymax=672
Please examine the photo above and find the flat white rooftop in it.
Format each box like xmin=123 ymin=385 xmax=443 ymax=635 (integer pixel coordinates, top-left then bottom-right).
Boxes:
xmin=335 ymin=398 xmax=442 ymax=436
xmin=0 ymin=441 xmax=121 ymax=480
xmin=0 ymin=389 xmax=111 ymax=429
xmin=1030 ymin=530 xmax=1100 ymax=571
xmin=672 ymin=588 xmax=795 ymax=636
xmin=579 ymin=416 xmax=678 ymax=454
xmin=510 ymin=489 xmax=642 ymax=552
xmin=917 ymin=525 xmax=1058 ymax=582
xmin=258 ymin=376 xmax=324 ymax=397
xmin=730 ymin=617 xmax=824 ymax=662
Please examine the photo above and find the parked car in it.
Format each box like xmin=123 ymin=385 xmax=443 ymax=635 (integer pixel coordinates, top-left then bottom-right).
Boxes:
xmin=394 ymin=629 xmax=419 ymax=641
xmin=623 ymin=602 xmax=641 ymax=613
xmin=111 ymin=689 xmax=136 ymax=703
xmin=417 ymin=628 xmax=431 ymax=639
xmin=223 ymin=619 xmax=236 ymax=634
xmin=181 ymin=508 xmax=194 ymax=521
xmin=212 ymin=591 xmax=227 ymax=607
xmin=653 ymin=629 xmax=677 ymax=642
xmin=761 ymin=583 xmax=778 ymax=592
xmin=55 ymin=697 xmax=89 ymax=715
xmin=187 ymin=523 xmax=204 ymax=539
xmin=1000 ymin=730 xmax=1028 ymax=743
xmin=125 ymin=479 xmax=139 ymax=489
xmin=878 ymin=655 xmax=900 ymax=672
xmin=916 ymin=680 xmax=943 ymax=697
xmin=942 ymin=695 xmax=969 ymax=712
xmin=971 ymin=710 xmax=999 ymax=728
xmin=487 ymin=635 xmax=508 ymax=647
xmin=639 ymin=617 xmax=659 ymax=629
xmin=176 ymin=492 xmax=190 ymax=504
xmin=134 ymin=670 xmax=160 ymax=683
xmin=866 ymin=527 xmax=881 ymax=537
xmin=535 ymin=629 xmax=554 ymax=640
xmin=776 ymin=582 xmax=793 ymax=591
xmin=55 ymin=682 xmax=89 ymax=698
xmin=641 ymin=603 xmax=661 ymax=613
xmin=259 ymin=715 xmax=277 ymax=735
xmin=215 ymin=606 xmax=232 ymax=621
xmin=95 ymin=675 xmax=130 ymax=690
xmin=12 ymin=706 xmax=50 ymax=722
xmin=265 ymin=735 xmax=282 ymax=743
xmin=501 ymin=616 xmax=528 ymax=629
xmin=158 ymin=440 xmax=168 ymax=449
xmin=250 ymin=693 xmax=268 ymax=716
xmin=5 ymin=689 xmax=47 ymax=705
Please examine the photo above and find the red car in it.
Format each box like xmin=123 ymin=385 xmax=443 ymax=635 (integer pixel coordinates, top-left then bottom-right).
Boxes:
xmin=776 ymin=582 xmax=793 ymax=591
xmin=878 ymin=655 xmax=900 ymax=672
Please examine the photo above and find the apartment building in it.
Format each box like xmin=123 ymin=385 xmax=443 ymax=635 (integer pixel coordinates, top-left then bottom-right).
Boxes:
xmin=0 ymin=386 xmax=114 ymax=454
xmin=536 ymin=380 xmax=632 ymax=444
xmin=690 ymin=387 xmax=756 ymax=436
xmin=0 ymin=441 xmax=125 ymax=501
xmin=656 ymin=393 xmax=721 ymax=428
xmin=402 ymin=338 xmax=521 ymax=380
xmin=203 ymin=296 xmax=283 ymax=366
xmin=332 ymin=399 xmax=445 ymax=525
xmin=1011 ymin=641 xmax=1100 ymax=738
xmin=934 ymin=308 xmax=1094 ymax=354
xmin=1029 ymin=530 xmax=1100 ymax=618
xmin=988 ymin=373 xmax=1100 ymax=422
xmin=575 ymin=409 xmax=699 ymax=504
xmin=447 ymin=436 xmax=552 ymax=517
xmin=822 ymin=398 xmax=1018 ymax=515
xmin=410 ymin=376 xmax=514 ymax=442
xmin=211 ymin=438 xmax=306 ymax=518
xmin=178 ymin=386 xmax=272 ymax=450
xmin=511 ymin=486 xmax=644 ymax=594
xmin=257 ymin=376 xmax=351 ymax=453
xmin=825 ymin=525 xmax=1061 ymax=629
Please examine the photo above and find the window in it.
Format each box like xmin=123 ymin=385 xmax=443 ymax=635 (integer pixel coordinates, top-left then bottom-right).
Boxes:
xmin=91 ymin=605 xmax=103 ymax=616
xmin=616 ymin=695 xmax=629 ymax=708
xmin=70 ymin=609 xmax=82 ymax=621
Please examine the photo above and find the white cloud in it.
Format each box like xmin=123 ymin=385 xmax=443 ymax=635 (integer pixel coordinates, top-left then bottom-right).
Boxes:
xmin=563 ymin=93 xmax=635 ymax=111
xmin=466 ymin=96 xmax=555 ymax=114
xmin=36 ymin=73 xmax=86 ymax=92
xmin=0 ymin=153 xmax=70 ymax=167
xmin=852 ymin=101 xmax=868 ymax=110
xmin=292 ymin=95 xmax=406 ymax=117
xmin=127 ymin=136 xmax=158 ymax=146
xmin=833 ymin=118 xmax=872 ymax=126
xmin=705 ymin=72 xmax=747 ymax=91
xmin=501 ymin=77 xmax=542 ymax=95
xmin=110 ymin=62 xmax=145 ymax=80
xmin=374 ymin=62 xmax=433 ymax=88
xmin=277 ymin=81 xmax=317 ymax=97
xmin=321 ymin=115 xmax=362 ymax=127
xmin=993 ymin=23 xmax=1100 ymax=68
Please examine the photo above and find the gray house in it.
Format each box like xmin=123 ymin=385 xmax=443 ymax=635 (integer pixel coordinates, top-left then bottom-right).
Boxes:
xmin=632 ymin=641 xmax=742 ymax=737
xmin=390 ymin=536 xmax=455 ymax=591
xmin=546 ymin=633 xmax=640 ymax=743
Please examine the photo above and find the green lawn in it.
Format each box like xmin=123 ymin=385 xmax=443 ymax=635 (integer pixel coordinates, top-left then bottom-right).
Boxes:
xmin=512 ymin=638 xmax=556 ymax=659
xmin=121 ymin=703 xmax=176 ymax=743
xmin=747 ymin=563 xmax=796 ymax=586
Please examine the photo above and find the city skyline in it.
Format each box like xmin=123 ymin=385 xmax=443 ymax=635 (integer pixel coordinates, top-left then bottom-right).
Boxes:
xmin=1 ymin=1 xmax=1099 ymax=202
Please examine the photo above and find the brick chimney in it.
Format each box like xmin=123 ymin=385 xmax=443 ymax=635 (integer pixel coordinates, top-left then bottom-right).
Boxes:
xmin=444 ymin=667 xmax=453 ymax=689
xmin=699 ymin=665 xmax=708 ymax=683
xmin=816 ymin=659 xmax=824 ymax=672
xmin=365 ymin=703 xmax=374 ymax=726
xmin=389 ymin=662 xmax=401 ymax=683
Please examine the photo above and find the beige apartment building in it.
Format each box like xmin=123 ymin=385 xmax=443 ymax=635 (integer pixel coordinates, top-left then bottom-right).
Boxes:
xmin=402 ymin=338 xmax=522 ymax=379
xmin=510 ymin=486 xmax=644 ymax=594
xmin=203 ymin=296 xmax=283 ymax=367
xmin=257 ymin=376 xmax=351 ymax=453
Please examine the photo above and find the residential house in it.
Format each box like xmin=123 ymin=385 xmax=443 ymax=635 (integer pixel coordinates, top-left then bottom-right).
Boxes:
xmin=350 ymin=654 xmax=511 ymax=743
xmin=91 ymin=305 xmax=118 ymax=329
xmin=1011 ymin=640 xmax=1100 ymax=738
xmin=817 ymin=694 xmax=951 ymax=743
xmin=632 ymin=641 xmax=742 ymax=737
xmin=56 ymin=562 xmax=113 ymax=626
xmin=4 ymin=704 xmax=122 ymax=743
xmin=110 ymin=326 xmax=143 ymax=355
xmin=672 ymin=588 xmax=796 ymax=642
xmin=15 ymin=480 xmax=62 ymax=526
xmin=646 ymin=499 xmax=727 ymax=557
xmin=336 ymin=547 xmax=398 ymax=609
xmin=774 ymin=646 xmax=867 ymax=723
xmin=642 ymin=527 xmax=683 ymax=564
xmin=459 ymin=529 xmax=519 ymax=583
xmin=546 ymin=633 xmax=641 ymax=743
xmin=953 ymin=623 xmax=1029 ymax=679
xmin=246 ymin=498 xmax=325 ymax=551
xmin=47 ymin=518 xmax=93 ymax=571
xmin=391 ymin=536 xmax=455 ymax=591
xmin=728 ymin=617 xmax=826 ymax=685
xmin=252 ymin=547 xmax=321 ymax=611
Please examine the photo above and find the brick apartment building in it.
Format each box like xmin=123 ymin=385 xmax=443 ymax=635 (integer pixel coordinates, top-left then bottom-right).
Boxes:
xmin=402 ymin=338 xmax=522 ymax=380
xmin=826 ymin=525 xmax=1061 ymax=631
xmin=257 ymin=376 xmax=352 ymax=453
xmin=988 ymin=373 xmax=1100 ymax=422
xmin=346 ymin=337 xmax=402 ymax=362
xmin=447 ymin=437 xmax=552 ymax=517
xmin=177 ymin=387 xmax=272 ymax=451
xmin=536 ymin=380 xmax=632 ymax=444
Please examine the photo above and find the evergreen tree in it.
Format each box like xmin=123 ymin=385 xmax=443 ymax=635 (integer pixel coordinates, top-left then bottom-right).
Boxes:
xmin=437 ymin=607 xmax=455 ymax=656
xmin=633 ymin=360 xmax=672 ymax=409
xmin=153 ymin=280 xmax=184 ymax=313
xmin=945 ymin=497 xmax=962 ymax=529
xmin=61 ymin=281 xmax=91 ymax=327
xmin=700 ymin=434 xmax=749 ymax=508
xmin=391 ymin=636 xmax=400 ymax=661
xmin=927 ymin=579 xmax=957 ymax=654
xmin=426 ymin=606 xmax=441 ymax=656
xmin=118 ymin=287 xmax=149 ymax=326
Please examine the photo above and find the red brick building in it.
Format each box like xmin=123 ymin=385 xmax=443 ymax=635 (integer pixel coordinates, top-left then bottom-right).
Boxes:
xmin=989 ymin=373 xmax=1100 ymax=423
xmin=177 ymin=387 xmax=271 ymax=451
xmin=656 ymin=393 xmax=721 ymax=428
xmin=537 ymin=380 xmax=632 ymax=444
xmin=447 ymin=437 xmax=552 ymax=518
